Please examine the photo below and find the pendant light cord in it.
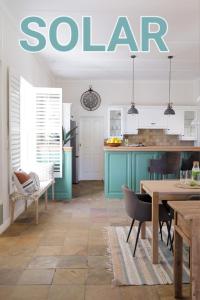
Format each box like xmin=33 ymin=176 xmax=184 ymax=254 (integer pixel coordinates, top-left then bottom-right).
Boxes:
xmin=168 ymin=56 xmax=173 ymax=104
xmin=132 ymin=55 xmax=136 ymax=104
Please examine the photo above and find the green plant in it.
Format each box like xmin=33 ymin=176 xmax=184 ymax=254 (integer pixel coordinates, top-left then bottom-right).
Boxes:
xmin=62 ymin=126 xmax=78 ymax=145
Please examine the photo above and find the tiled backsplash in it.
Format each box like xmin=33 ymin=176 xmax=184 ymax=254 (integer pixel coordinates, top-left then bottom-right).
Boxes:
xmin=124 ymin=129 xmax=194 ymax=146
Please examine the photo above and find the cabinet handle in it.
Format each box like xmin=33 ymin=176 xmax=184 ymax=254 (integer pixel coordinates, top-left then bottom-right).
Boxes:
xmin=151 ymin=122 xmax=156 ymax=125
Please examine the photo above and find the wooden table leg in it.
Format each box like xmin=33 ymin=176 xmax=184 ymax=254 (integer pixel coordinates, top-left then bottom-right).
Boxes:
xmin=152 ymin=192 xmax=159 ymax=264
xmin=191 ymin=219 xmax=200 ymax=300
xmin=174 ymin=228 xmax=183 ymax=298
xmin=140 ymin=183 xmax=146 ymax=239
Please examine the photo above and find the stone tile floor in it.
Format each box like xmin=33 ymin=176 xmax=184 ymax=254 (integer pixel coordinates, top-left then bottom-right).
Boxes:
xmin=0 ymin=181 xmax=190 ymax=299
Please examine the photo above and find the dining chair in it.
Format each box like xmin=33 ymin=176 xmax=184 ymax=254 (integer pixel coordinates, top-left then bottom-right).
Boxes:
xmin=148 ymin=152 xmax=181 ymax=180
xmin=122 ymin=185 xmax=173 ymax=256
xmin=148 ymin=158 xmax=165 ymax=179
xmin=181 ymin=152 xmax=200 ymax=171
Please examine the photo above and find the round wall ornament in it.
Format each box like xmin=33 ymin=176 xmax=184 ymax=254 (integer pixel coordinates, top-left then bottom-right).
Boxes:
xmin=80 ymin=86 xmax=101 ymax=111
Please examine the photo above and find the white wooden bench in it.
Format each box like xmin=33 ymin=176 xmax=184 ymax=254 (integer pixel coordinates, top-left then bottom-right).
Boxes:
xmin=10 ymin=163 xmax=55 ymax=224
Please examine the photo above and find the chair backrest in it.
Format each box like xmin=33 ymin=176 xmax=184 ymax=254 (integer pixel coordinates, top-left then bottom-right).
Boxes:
xmin=181 ymin=152 xmax=200 ymax=171
xmin=162 ymin=152 xmax=181 ymax=174
xmin=122 ymin=185 xmax=152 ymax=222
xmin=148 ymin=158 xmax=166 ymax=174
xmin=122 ymin=185 xmax=139 ymax=219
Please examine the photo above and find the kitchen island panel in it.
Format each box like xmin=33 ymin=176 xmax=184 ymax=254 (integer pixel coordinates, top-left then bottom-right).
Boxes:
xmin=104 ymin=149 xmax=197 ymax=198
xmin=104 ymin=151 xmax=132 ymax=198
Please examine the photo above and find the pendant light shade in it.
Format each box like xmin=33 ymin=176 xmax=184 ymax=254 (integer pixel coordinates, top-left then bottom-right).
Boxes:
xmin=128 ymin=55 xmax=138 ymax=114
xmin=164 ymin=55 xmax=175 ymax=115
xmin=164 ymin=103 xmax=175 ymax=115
xmin=128 ymin=103 xmax=138 ymax=114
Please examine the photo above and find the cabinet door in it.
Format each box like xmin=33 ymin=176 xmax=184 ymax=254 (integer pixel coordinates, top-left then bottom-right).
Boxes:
xmin=124 ymin=107 xmax=139 ymax=134
xmin=138 ymin=108 xmax=167 ymax=129
xmin=165 ymin=110 xmax=184 ymax=135
xmin=181 ymin=111 xmax=198 ymax=140
xmin=104 ymin=152 xmax=131 ymax=198
xmin=108 ymin=107 xmax=123 ymax=138
xmin=132 ymin=152 xmax=158 ymax=192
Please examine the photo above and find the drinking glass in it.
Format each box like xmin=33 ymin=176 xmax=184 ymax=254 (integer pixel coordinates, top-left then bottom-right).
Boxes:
xmin=186 ymin=170 xmax=192 ymax=184
xmin=180 ymin=170 xmax=187 ymax=184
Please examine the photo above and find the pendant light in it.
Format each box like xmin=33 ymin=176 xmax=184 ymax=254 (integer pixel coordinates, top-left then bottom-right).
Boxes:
xmin=128 ymin=55 xmax=138 ymax=114
xmin=164 ymin=55 xmax=175 ymax=115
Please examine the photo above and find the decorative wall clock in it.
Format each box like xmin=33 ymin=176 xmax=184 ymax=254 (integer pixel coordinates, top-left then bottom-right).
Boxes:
xmin=80 ymin=86 xmax=101 ymax=111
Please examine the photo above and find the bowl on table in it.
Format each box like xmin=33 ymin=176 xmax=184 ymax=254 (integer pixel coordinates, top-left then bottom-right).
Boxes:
xmin=106 ymin=142 xmax=122 ymax=147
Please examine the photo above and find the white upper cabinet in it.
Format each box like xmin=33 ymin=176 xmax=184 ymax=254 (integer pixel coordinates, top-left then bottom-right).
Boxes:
xmin=108 ymin=106 xmax=123 ymax=137
xmin=107 ymin=106 xmax=199 ymax=140
xmin=138 ymin=107 xmax=167 ymax=129
xmin=180 ymin=110 xmax=198 ymax=140
xmin=123 ymin=106 xmax=138 ymax=134
xmin=165 ymin=109 xmax=184 ymax=135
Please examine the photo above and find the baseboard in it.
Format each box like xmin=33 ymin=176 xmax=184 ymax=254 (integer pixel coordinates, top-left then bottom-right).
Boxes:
xmin=0 ymin=218 xmax=10 ymax=234
xmin=0 ymin=201 xmax=33 ymax=234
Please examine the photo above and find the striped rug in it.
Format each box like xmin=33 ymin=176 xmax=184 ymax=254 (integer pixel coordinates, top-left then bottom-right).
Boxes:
xmin=107 ymin=226 xmax=190 ymax=286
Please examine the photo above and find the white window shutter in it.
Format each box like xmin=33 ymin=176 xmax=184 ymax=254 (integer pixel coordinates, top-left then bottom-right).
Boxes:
xmin=9 ymin=72 xmax=21 ymax=170
xmin=9 ymin=71 xmax=21 ymax=193
xmin=34 ymin=88 xmax=63 ymax=178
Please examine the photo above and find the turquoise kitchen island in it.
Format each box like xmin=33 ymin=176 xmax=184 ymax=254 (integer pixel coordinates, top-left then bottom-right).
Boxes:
xmin=104 ymin=146 xmax=200 ymax=198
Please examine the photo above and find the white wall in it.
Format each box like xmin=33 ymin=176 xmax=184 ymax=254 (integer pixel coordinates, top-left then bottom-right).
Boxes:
xmin=55 ymin=78 xmax=196 ymax=137
xmin=0 ymin=4 xmax=54 ymax=232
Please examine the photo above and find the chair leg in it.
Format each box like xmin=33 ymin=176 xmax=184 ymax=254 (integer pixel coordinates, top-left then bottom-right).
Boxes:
xmin=159 ymin=221 xmax=164 ymax=241
xmin=126 ymin=219 xmax=135 ymax=242
xmin=52 ymin=183 xmax=55 ymax=200
xmin=25 ymin=200 xmax=28 ymax=211
xmin=166 ymin=221 xmax=173 ymax=252
xmin=167 ymin=219 xmax=172 ymax=246
xmin=11 ymin=200 xmax=15 ymax=224
xmin=133 ymin=222 xmax=142 ymax=257
xmin=170 ymin=232 xmax=174 ymax=252
xmin=45 ymin=191 xmax=48 ymax=210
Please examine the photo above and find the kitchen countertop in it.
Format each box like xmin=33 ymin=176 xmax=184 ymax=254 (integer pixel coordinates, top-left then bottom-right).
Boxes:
xmin=63 ymin=146 xmax=72 ymax=152
xmin=104 ymin=146 xmax=200 ymax=152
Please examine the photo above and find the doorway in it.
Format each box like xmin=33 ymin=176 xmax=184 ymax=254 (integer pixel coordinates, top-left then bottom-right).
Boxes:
xmin=79 ymin=116 xmax=104 ymax=180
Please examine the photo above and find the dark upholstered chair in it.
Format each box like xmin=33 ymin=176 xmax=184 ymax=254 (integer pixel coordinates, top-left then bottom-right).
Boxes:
xmin=163 ymin=152 xmax=181 ymax=177
xmin=148 ymin=152 xmax=181 ymax=179
xmin=181 ymin=152 xmax=200 ymax=171
xmin=122 ymin=185 xmax=173 ymax=256
xmin=148 ymin=158 xmax=166 ymax=179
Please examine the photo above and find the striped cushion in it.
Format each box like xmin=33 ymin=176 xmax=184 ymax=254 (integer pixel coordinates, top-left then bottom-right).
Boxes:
xmin=22 ymin=178 xmax=37 ymax=194
xmin=29 ymin=172 xmax=40 ymax=191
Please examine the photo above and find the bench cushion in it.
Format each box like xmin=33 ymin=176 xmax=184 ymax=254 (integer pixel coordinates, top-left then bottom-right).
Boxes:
xmin=33 ymin=180 xmax=53 ymax=198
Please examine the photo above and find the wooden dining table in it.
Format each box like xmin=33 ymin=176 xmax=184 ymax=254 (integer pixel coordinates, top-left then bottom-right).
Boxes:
xmin=140 ymin=180 xmax=200 ymax=264
xmin=168 ymin=201 xmax=200 ymax=300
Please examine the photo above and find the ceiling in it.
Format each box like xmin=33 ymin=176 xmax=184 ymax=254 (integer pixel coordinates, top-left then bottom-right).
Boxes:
xmin=2 ymin=0 xmax=200 ymax=80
